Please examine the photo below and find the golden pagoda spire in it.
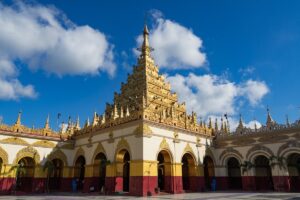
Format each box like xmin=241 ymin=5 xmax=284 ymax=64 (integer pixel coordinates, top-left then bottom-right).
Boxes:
xmin=44 ymin=114 xmax=50 ymax=130
xmin=75 ymin=116 xmax=80 ymax=130
xmin=208 ymin=117 xmax=212 ymax=129
xmin=15 ymin=111 xmax=22 ymax=126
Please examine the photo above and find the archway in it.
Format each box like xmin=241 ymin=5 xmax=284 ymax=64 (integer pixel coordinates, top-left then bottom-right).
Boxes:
xmin=17 ymin=157 xmax=35 ymax=192
xmin=287 ymin=153 xmax=300 ymax=192
xmin=254 ymin=155 xmax=273 ymax=191
xmin=203 ymin=156 xmax=215 ymax=190
xmin=116 ymin=149 xmax=130 ymax=192
xmin=181 ymin=153 xmax=196 ymax=191
xmin=49 ymin=159 xmax=63 ymax=191
xmin=157 ymin=150 xmax=172 ymax=192
xmin=227 ymin=157 xmax=242 ymax=190
xmin=93 ymin=152 xmax=107 ymax=191
xmin=74 ymin=156 xmax=86 ymax=191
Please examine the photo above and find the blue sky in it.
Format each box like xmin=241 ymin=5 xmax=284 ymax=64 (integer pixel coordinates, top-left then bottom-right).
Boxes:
xmin=0 ymin=0 xmax=299 ymax=130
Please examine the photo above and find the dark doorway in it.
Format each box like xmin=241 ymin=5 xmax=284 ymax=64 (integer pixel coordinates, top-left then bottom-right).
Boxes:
xmin=203 ymin=156 xmax=215 ymax=190
xmin=287 ymin=153 xmax=300 ymax=192
xmin=94 ymin=153 xmax=107 ymax=192
xmin=17 ymin=157 xmax=35 ymax=192
xmin=157 ymin=150 xmax=172 ymax=192
xmin=254 ymin=155 xmax=273 ymax=191
xmin=49 ymin=159 xmax=63 ymax=191
xmin=74 ymin=156 xmax=86 ymax=191
xmin=181 ymin=153 xmax=196 ymax=191
xmin=227 ymin=157 xmax=242 ymax=190
xmin=123 ymin=151 xmax=130 ymax=192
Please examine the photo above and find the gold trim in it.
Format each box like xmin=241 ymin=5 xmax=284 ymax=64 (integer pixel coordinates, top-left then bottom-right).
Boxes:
xmin=0 ymin=137 xmax=29 ymax=146
xmin=32 ymin=140 xmax=56 ymax=148
xmin=13 ymin=146 xmax=40 ymax=164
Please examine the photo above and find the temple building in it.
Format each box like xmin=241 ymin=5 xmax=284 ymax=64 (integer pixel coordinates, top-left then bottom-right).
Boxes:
xmin=0 ymin=25 xmax=299 ymax=196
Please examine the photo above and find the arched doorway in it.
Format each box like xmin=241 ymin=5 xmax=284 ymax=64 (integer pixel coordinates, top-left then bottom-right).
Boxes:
xmin=287 ymin=153 xmax=300 ymax=192
xmin=157 ymin=150 xmax=172 ymax=192
xmin=116 ymin=149 xmax=130 ymax=192
xmin=182 ymin=153 xmax=196 ymax=191
xmin=17 ymin=157 xmax=35 ymax=192
xmin=94 ymin=152 xmax=107 ymax=191
xmin=227 ymin=157 xmax=242 ymax=190
xmin=203 ymin=156 xmax=215 ymax=190
xmin=74 ymin=156 xmax=86 ymax=191
xmin=254 ymin=155 xmax=273 ymax=191
xmin=49 ymin=159 xmax=63 ymax=191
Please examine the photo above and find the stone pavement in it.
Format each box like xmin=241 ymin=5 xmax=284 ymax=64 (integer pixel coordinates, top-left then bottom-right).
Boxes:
xmin=0 ymin=192 xmax=300 ymax=200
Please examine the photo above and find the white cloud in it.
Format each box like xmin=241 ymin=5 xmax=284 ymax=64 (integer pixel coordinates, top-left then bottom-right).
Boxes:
xmin=167 ymin=73 xmax=269 ymax=117
xmin=0 ymin=2 xmax=115 ymax=77
xmin=239 ymin=80 xmax=269 ymax=106
xmin=0 ymin=2 xmax=115 ymax=100
xmin=135 ymin=14 xmax=206 ymax=69
xmin=0 ymin=58 xmax=37 ymax=100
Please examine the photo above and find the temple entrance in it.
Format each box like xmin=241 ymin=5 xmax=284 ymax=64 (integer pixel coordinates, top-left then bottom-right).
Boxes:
xmin=116 ymin=149 xmax=130 ymax=192
xmin=181 ymin=153 xmax=196 ymax=191
xmin=227 ymin=157 xmax=242 ymax=190
xmin=74 ymin=156 xmax=86 ymax=191
xmin=94 ymin=152 xmax=107 ymax=192
xmin=157 ymin=150 xmax=172 ymax=192
xmin=254 ymin=155 xmax=273 ymax=191
xmin=203 ymin=156 xmax=215 ymax=190
xmin=17 ymin=157 xmax=35 ymax=192
xmin=287 ymin=153 xmax=300 ymax=192
xmin=49 ymin=159 xmax=63 ymax=191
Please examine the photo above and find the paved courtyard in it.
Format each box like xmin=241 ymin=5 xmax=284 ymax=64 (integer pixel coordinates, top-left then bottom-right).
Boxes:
xmin=0 ymin=192 xmax=300 ymax=200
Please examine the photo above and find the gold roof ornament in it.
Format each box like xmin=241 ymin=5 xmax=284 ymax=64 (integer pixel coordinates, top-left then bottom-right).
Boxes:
xmin=15 ymin=111 xmax=22 ymax=126
xmin=44 ymin=114 xmax=50 ymax=130
xmin=75 ymin=116 xmax=80 ymax=130
xmin=266 ymin=106 xmax=276 ymax=129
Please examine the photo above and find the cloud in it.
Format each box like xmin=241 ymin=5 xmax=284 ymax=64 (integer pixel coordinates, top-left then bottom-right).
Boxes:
xmin=0 ymin=2 xmax=115 ymax=77
xmin=135 ymin=13 xmax=206 ymax=69
xmin=167 ymin=73 xmax=269 ymax=117
xmin=239 ymin=80 xmax=269 ymax=106
xmin=0 ymin=58 xmax=37 ymax=100
xmin=0 ymin=2 xmax=115 ymax=100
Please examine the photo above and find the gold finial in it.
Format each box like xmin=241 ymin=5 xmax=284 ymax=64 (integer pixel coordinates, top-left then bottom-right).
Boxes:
xmin=44 ymin=114 xmax=50 ymax=129
xmin=15 ymin=111 xmax=22 ymax=126
xmin=75 ymin=116 xmax=80 ymax=130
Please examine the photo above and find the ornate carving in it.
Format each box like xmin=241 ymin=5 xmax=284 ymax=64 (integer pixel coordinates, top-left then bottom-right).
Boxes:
xmin=159 ymin=138 xmax=170 ymax=151
xmin=0 ymin=137 xmax=29 ymax=146
xmin=246 ymin=144 xmax=274 ymax=160
xmin=32 ymin=140 xmax=56 ymax=148
xmin=183 ymin=143 xmax=194 ymax=155
xmin=116 ymin=137 xmax=130 ymax=152
xmin=92 ymin=143 xmax=106 ymax=162
xmin=134 ymin=123 xmax=152 ymax=138
xmin=47 ymin=149 xmax=68 ymax=166
xmin=173 ymin=131 xmax=180 ymax=143
xmin=277 ymin=140 xmax=300 ymax=157
xmin=219 ymin=147 xmax=243 ymax=165
xmin=13 ymin=146 xmax=40 ymax=164
xmin=73 ymin=147 xmax=85 ymax=164
xmin=0 ymin=146 xmax=9 ymax=164
xmin=108 ymin=130 xmax=114 ymax=143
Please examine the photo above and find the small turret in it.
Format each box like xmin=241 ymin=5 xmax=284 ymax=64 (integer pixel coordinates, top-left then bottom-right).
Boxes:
xmin=236 ymin=114 xmax=244 ymax=133
xmin=85 ymin=117 xmax=90 ymax=128
xmin=44 ymin=114 xmax=50 ymax=130
xmin=266 ymin=107 xmax=276 ymax=130
xmin=92 ymin=112 xmax=98 ymax=126
xmin=15 ymin=111 xmax=22 ymax=126
xmin=75 ymin=116 xmax=80 ymax=130
xmin=208 ymin=117 xmax=212 ymax=129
